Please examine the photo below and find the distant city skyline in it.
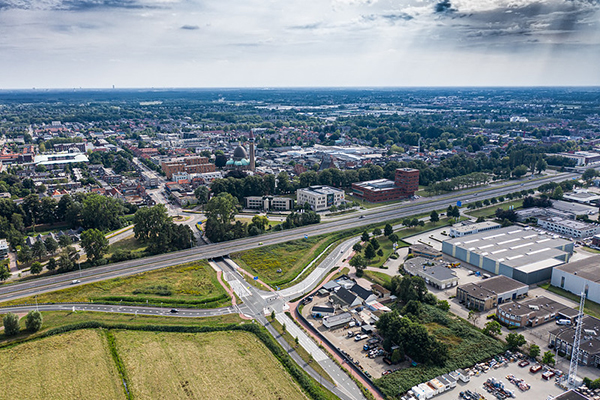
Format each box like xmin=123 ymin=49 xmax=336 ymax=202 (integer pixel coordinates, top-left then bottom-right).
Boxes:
xmin=0 ymin=0 xmax=599 ymax=88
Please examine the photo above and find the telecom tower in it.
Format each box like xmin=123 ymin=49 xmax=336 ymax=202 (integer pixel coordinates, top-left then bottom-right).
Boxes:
xmin=567 ymin=289 xmax=586 ymax=387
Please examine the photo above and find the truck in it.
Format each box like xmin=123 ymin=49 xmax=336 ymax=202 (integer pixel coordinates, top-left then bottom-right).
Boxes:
xmin=354 ymin=334 xmax=368 ymax=342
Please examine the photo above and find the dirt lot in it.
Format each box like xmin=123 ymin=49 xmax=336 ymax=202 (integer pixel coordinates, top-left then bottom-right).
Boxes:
xmin=436 ymin=359 xmax=566 ymax=399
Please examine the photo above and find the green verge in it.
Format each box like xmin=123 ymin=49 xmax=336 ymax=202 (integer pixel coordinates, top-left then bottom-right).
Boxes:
xmin=1 ymin=260 xmax=231 ymax=309
xmin=104 ymin=330 xmax=133 ymax=400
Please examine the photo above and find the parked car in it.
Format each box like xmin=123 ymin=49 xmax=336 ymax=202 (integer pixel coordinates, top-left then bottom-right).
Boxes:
xmin=518 ymin=360 xmax=530 ymax=367
xmin=170 ymin=309 xmax=179 ymax=313
xmin=542 ymin=371 xmax=555 ymax=380
xmin=530 ymin=364 xmax=542 ymax=373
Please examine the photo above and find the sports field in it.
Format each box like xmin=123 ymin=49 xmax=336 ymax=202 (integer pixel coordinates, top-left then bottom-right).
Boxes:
xmin=114 ymin=330 xmax=308 ymax=400
xmin=0 ymin=329 xmax=123 ymax=399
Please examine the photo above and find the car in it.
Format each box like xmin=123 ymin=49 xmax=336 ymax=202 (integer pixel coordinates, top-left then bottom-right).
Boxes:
xmin=71 ymin=279 xmax=81 ymax=284
xmin=518 ymin=360 xmax=530 ymax=367
xmin=542 ymin=371 xmax=555 ymax=380
xmin=530 ymin=364 xmax=542 ymax=373
xmin=359 ymin=215 xmax=365 ymax=219
xmin=170 ymin=309 xmax=179 ymax=313
xmin=258 ymin=242 xmax=263 ymax=245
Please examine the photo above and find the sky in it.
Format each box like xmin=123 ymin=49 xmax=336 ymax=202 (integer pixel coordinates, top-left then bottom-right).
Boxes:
xmin=0 ymin=0 xmax=599 ymax=88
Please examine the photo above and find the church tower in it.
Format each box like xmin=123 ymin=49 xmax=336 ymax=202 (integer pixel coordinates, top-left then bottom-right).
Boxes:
xmin=249 ymin=130 xmax=256 ymax=171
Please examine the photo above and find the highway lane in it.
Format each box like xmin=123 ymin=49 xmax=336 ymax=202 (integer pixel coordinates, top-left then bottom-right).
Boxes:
xmin=0 ymin=171 xmax=576 ymax=303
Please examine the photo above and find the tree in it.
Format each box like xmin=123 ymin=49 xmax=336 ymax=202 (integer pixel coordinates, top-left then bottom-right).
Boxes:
xmin=30 ymin=261 xmax=43 ymax=275
xmin=476 ymin=216 xmax=485 ymax=223
xmin=204 ymin=193 xmax=240 ymax=242
xmin=81 ymin=194 xmax=125 ymax=231
xmin=372 ymin=228 xmax=382 ymax=236
xmin=483 ymin=320 xmax=502 ymax=337
xmin=81 ymin=229 xmax=109 ymax=263
xmin=44 ymin=237 xmax=58 ymax=254
xmin=46 ymin=258 xmax=57 ymax=271
xmin=364 ymin=243 xmax=376 ymax=260
xmin=437 ymin=300 xmax=450 ymax=311
xmin=377 ymin=249 xmax=384 ymax=257
xmin=133 ymin=204 xmax=170 ymax=242
xmin=430 ymin=210 xmax=439 ymax=223
xmin=384 ymin=224 xmax=393 ymax=237
xmin=352 ymin=243 xmax=362 ymax=253
xmin=58 ymin=246 xmax=79 ymax=272
xmin=17 ymin=246 xmax=32 ymax=265
xmin=58 ymin=234 xmax=72 ymax=248
xmin=194 ymin=186 xmax=210 ymax=206
xmin=32 ymin=240 xmax=47 ymax=261
xmin=3 ymin=313 xmax=19 ymax=336
xmin=467 ymin=310 xmax=480 ymax=325
xmin=542 ymin=351 xmax=555 ymax=365
xmin=271 ymin=310 xmax=275 ymax=320
xmin=361 ymin=231 xmax=370 ymax=242
xmin=370 ymin=237 xmax=380 ymax=250
xmin=535 ymin=158 xmax=547 ymax=174
xmin=506 ymin=333 xmax=526 ymax=349
xmin=388 ymin=233 xmax=399 ymax=243
xmin=529 ymin=344 xmax=540 ymax=359
xmin=551 ymin=186 xmax=564 ymax=200
xmin=512 ymin=164 xmax=529 ymax=178
xmin=0 ymin=266 xmax=10 ymax=281
xmin=391 ymin=346 xmax=404 ymax=364
xmin=25 ymin=310 xmax=43 ymax=332
xmin=349 ymin=254 xmax=367 ymax=277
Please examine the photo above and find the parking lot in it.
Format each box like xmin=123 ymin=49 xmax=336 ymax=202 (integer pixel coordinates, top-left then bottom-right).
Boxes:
xmin=436 ymin=358 xmax=566 ymax=399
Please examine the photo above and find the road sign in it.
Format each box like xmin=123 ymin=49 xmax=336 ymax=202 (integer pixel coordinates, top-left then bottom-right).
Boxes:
xmin=457 ymin=201 xmax=462 ymax=207
xmin=253 ymin=276 xmax=258 ymax=281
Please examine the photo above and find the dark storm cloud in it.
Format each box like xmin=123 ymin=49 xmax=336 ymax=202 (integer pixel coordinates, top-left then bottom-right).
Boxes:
xmin=435 ymin=0 xmax=455 ymax=13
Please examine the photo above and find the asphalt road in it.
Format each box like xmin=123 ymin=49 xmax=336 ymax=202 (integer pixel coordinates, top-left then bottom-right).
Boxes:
xmin=0 ymin=171 xmax=576 ymax=304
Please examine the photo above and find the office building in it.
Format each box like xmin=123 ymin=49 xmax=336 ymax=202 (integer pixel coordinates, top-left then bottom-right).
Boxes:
xmin=449 ymin=221 xmax=501 ymax=238
xmin=537 ymin=217 xmax=600 ymax=239
xmin=296 ymin=185 xmax=345 ymax=211
xmin=497 ymin=296 xmax=577 ymax=328
xmin=161 ymin=156 xmax=215 ymax=180
xmin=456 ymin=275 xmax=529 ymax=311
xmin=351 ymin=168 xmax=419 ymax=202
xmin=551 ymin=256 xmax=600 ymax=304
xmin=0 ymin=239 xmax=8 ymax=258
xmin=549 ymin=315 xmax=600 ymax=367
xmin=245 ymin=196 xmax=294 ymax=211
xmin=404 ymin=257 xmax=458 ymax=289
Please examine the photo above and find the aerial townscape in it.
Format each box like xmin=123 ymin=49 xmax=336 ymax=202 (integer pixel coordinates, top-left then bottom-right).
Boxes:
xmin=1 ymin=1 xmax=600 ymax=400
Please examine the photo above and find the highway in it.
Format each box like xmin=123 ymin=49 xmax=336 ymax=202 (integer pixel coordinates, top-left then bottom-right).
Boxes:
xmin=0 ymin=171 xmax=577 ymax=304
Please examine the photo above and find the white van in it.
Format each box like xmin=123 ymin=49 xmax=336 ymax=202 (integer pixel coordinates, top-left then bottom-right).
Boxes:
xmin=556 ymin=319 xmax=572 ymax=326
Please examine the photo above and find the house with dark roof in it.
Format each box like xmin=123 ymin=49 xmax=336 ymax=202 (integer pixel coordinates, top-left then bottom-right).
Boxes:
xmin=331 ymin=287 xmax=362 ymax=308
xmin=311 ymin=305 xmax=335 ymax=318
xmin=350 ymin=283 xmax=377 ymax=303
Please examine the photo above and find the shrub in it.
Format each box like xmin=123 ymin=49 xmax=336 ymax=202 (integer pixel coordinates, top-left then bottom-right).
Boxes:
xmin=25 ymin=310 xmax=43 ymax=332
xmin=3 ymin=313 xmax=20 ymax=336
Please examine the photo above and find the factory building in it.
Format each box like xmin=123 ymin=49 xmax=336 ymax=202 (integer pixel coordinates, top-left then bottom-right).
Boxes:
xmin=442 ymin=227 xmax=573 ymax=284
xmin=551 ymin=255 xmax=600 ymax=305
xmin=456 ymin=275 xmax=529 ymax=311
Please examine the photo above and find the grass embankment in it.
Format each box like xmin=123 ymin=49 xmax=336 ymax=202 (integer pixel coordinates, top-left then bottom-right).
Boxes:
xmin=114 ymin=330 xmax=309 ymax=400
xmin=539 ymin=283 xmax=600 ymax=319
xmin=270 ymin=318 xmax=335 ymax=386
xmin=375 ymin=305 xmax=504 ymax=397
xmin=106 ymin=235 xmax=147 ymax=256
xmin=363 ymin=270 xmax=393 ymax=288
xmin=2 ymin=261 xmax=231 ymax=309
xmin=235 ymin=216 xmax=283 ymax=229
xmin=0 ymin=329 xmax=124 ymax=399
xmin=232 ymin=235 xmax=337 ymax=288
xmin=0 ymin=311 xmax=242 ymax=347
xmin=464 ymin=199 xmax=524 ymax=219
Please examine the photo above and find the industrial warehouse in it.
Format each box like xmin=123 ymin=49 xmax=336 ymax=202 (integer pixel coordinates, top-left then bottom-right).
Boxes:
xmin=442 ymin=227 xmax=574 ymax=284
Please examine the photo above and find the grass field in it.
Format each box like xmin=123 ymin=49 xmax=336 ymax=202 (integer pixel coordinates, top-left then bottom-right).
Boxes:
xmin=232 ymin=235 xmax=335 ymax=287
xmin=2 ymin=260 xmax=231 ymax=309
xmin=114 ymin=330 xmax=308 ymax=400
xmin=363 ymin=270 xmax=393 ymax=288
xmin=464 ymin=199 xmax=524 ymax=218
xmin=345 ymin=194 xmax=402 ymax=209
xmin=0 ymin=329 xmax=124 ymax=399
xmin=0 ymin=311 xmax=243 ymax=346
xmin=399 ymin=218 xmax=454 ymax=238
xmin=107 ymin=235 xmax=147 ymax=256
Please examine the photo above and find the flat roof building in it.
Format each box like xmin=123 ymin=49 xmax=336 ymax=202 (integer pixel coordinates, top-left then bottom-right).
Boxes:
xmin=497 ymin=296 xmax=577 ymax=328
xmin=34 ymin=152 xmax=89 ymax=168
xmin=323 ymin=312 xmax=353 ymax=329
xmin=350 ymin=168 xmax=419 ymax=203
xmin=0 ymin=238 xmax=8 ymax=258
xmin=404 ymin=257 xmax=458 ymax=290
xmin=549 ymin=315 xmax=600 ymax=367
xmin=442 ymin=226 xmax=573 ymax=284
xmin=551 ymin=255 xmax=600 ymax=305
xmin=456 ymin=275 xmax=529 ymax=311
xmin=296 ymin=185 xmax=345 ymax=212
xmin=563 ymin=190 xmax=600 ymax=204
xmin=449 ymin=221 xmax=501 ymax=238
xmin=245 ymin=196 xmax=294 ymax=211
xmin=408 ymin=243 xmax=442 ymax=260
xmin=537 ymin=216 xmax=600 ymax=239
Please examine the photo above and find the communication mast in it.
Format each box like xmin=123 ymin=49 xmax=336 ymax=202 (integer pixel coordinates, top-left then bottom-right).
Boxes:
xmin=568 ymin=289 xmax=586 ymax=387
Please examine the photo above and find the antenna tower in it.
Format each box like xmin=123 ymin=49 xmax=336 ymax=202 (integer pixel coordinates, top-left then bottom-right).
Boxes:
xmin=568 ymin=290 xmax=586 ymax=387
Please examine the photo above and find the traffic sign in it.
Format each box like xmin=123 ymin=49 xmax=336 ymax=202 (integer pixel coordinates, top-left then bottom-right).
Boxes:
xmin=457 ymin=201 xmax=462 ymax=207
xmin=253 ymin=276 xmax=258 ymax=281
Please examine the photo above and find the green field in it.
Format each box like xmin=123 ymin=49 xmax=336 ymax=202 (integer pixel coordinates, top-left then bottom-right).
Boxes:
xmin=363 ymin=270 xmax=394 ymax=287
xmin=107 ymin=234 xmax=147 ymax=256
xmin=114 ymin=330 xmax=308 ymax=400
xmin=2 ymin=260 xmax=231 ymax=309
xmin=345 ymin=194 xmax=402 ymax=209
xmin=0 ymin=329 xmax=123 ymax=399
xmin=232 ymin=235 xmax=335 ymax=287
xmin=464 ymin=199 xmax=523 ymax=218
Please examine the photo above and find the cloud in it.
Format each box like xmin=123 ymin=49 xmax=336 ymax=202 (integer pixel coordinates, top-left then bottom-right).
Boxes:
xmin=0 ymin=0 xmax=165 ymax=11
xmin=180 ymin=24 xmax=199 ymax=30
xmin=435 ymin=0 xmax=455 ymax=13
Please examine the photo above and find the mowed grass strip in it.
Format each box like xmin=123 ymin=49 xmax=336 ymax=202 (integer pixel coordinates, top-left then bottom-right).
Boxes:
xmin=0 ymin=329 xmax=124 ymax=399
xmin=2 ymin=261 xmax=231 ymax=308
xmin=232 ymin=236 xmax=332 ymax=286
xmin=114 ymin=330 xmax=308 ymax=400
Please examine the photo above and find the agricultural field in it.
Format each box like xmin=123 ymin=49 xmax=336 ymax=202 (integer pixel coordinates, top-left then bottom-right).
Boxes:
xmin=2 ymin=261 xmax=230 ymax=309
xmin=0 ymin=329 xmax=123 ymax=399
xmin=232 ymin=235 xmax=335 ymax=287
xmin=114 ymin=330 xmax=308 ymax=400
